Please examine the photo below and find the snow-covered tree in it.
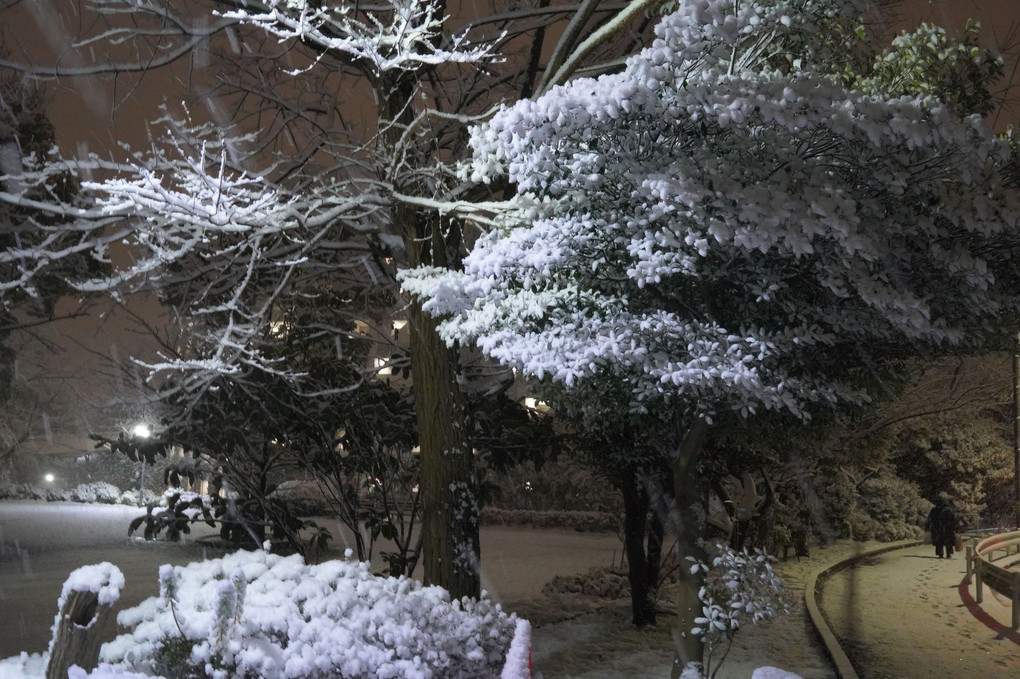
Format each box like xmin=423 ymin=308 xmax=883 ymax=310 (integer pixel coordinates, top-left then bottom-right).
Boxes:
xmin=0 ymin=0 xmax=662 ymax=599
xmin=403 ymin=0 xmax=1020 ymax=667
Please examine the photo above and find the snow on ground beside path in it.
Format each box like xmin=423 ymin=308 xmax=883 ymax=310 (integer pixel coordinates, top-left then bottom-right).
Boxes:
xmin=527 ymin=540 xmax=938 ymax=679
xmin=11 ymin=502 xmax=1014 ymax=679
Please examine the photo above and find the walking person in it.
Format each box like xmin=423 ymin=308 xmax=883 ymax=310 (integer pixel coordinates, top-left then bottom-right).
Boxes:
xmin=925 ymin=495 xmax=957 ymax=559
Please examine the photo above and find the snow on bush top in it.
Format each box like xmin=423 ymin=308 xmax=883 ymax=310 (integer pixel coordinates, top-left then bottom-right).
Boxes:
xmin=101 ymin=549 xmax=517 ymax=679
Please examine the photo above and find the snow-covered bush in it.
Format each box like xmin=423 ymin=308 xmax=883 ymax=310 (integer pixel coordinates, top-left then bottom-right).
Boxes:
xmin=820 ymin=472 xmax=927 ymax=542
xmin=0 ymin=481 xmax=159 ymax=507
xmin=687 ymin=545 xmax=790 ymax=679
xmin=100 ymin=549 xmax=517 ymax=679
xmin=119 ymin=489 xmax=162 ymax=507
xmin=0 ymin=482 xmax=44 ymax=500
xmin=542 ymin=566 xmax=632 ymax=601
xmin=854 ymin=476 xmax=929 ymax=542
xmin=0 ymin=482 xmax=66 ymax=502
xmin=69 ymin=482 xmax=125 ymax=505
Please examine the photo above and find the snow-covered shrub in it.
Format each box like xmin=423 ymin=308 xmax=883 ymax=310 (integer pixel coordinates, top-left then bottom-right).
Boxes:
xmin=0 ymin=482 xmax=35 ymax=499
xmin=118 ymin=488 xmax=163 ymax=508
xmin=854 ymin=476 xmax=928 ymax=541
xmin=69 ymin=482 xmax=125 ymax=504
xmin=820 ymin=472 xmax=927 ymax=542
xmin=687 ymin=545 xmax=790 ymax=679
xmin=0 ymin=652 xmax=47 ymax=678
xmin=101 ymin=549 xmax=517 ymax=679
xmin=542 ymin=566 xmax=631 ymax=600
xmin=0 ymin=480 xmax=158 ymax=507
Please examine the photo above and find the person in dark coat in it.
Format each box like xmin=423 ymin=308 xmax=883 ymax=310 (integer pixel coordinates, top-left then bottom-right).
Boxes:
xmin=925 ymin=496 xmax=957 ymax=559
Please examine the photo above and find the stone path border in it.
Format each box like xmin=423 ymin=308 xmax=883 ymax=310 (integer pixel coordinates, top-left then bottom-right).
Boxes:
xmin=802 ymin=539 xmax=922 ymax=679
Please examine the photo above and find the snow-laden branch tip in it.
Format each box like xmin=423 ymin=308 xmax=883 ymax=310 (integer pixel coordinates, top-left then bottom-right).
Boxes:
xmin=218 ymin=0 xmax=504 ymax=76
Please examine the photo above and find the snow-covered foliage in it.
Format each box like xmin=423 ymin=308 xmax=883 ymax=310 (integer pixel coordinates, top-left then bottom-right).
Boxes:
xmin=402 ymin=0 xmax=1020 ymax=420
xmin=68 ymin=482 xmax=126 ymax=505
xmin=689 ymin=545 xmax=790 ymax=678
xmin=0 ymin=652 xmax=46 ymax=679
xmin=499 ymin=619 xmax=531 ymax=679
xmin=99 ymin=549 xmax=516 ymax=679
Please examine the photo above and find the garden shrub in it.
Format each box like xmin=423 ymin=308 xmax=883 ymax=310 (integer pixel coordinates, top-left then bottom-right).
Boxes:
xmin=819 ymin=472 xmax=927 ymax=542
xmin=68 ymin=482 xmax=124 ymax=504
xmin=100 ymin=549 xmax=517 ymax=679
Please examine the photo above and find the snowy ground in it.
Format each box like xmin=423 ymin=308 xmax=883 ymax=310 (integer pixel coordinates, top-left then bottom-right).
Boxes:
xmin=2 ymin=501 xmax=1015 ymax=678
xmin=530 ymin=540 xmax=1020 ymax=679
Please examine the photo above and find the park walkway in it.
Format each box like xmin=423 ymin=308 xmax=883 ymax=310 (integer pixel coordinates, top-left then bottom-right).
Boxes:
xmin=818 ymin=542 xmax=1019 ymax=678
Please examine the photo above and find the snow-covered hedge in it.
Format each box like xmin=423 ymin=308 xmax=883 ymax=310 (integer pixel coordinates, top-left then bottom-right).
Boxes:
xmin=0 ymin=483 xmax=65 ymax=501
xmin=97 ymin=549 xmax=517 ymax=679
xmin=68 ymin=482 xmax=126 ymax=505
xmin=0 ymin=482 xmax=159 ymax=507
xmin=480 ymin=508 xmax=618 ymax=533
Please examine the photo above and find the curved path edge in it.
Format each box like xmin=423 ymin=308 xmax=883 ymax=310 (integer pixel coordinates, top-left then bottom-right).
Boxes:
xmin=802 ymin=539 xmax=922 ymax=679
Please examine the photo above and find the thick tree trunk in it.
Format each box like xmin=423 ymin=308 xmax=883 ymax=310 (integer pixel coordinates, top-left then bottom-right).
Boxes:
xmin=619 ymin=465 xmax=655 ymax=626
xmin=647 ymin=496 xmax=665 ymax=596
xmin=410 ymin=299 xmax=480 ymax=599
xmin=379 ymin=72 xmax=480 ymax=601
xmin=670 ymin=419 xmax=710 ymax=678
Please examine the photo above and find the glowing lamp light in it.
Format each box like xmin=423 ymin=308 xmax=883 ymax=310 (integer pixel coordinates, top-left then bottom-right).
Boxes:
xmin=133 ymin=424 xmax=151 ymax=438
xmin=44 ymin=473 xmax=55 ymax=483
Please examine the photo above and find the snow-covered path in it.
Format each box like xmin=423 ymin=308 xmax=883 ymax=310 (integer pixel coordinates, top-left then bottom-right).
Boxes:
xmin=529 ymin=540 xmax=1020 ymax=678
xmin=820 ymin=543 xmax=1019 ymax=678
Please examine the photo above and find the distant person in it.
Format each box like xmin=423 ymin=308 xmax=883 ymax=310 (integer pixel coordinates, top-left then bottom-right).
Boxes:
xmin=925 ymin=496 xmax=957 ymax=559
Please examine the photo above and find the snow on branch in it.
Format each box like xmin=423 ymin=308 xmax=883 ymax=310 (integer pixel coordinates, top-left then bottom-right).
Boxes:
xmin=0 ymin=110 xmax=389 ymax=389
xmin=218 ymin=0 xmax=503 ymax=76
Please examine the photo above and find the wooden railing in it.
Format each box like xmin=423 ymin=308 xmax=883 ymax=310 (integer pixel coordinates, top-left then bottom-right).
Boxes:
xmin=967 ymin=530 xmax=1020 ymax=629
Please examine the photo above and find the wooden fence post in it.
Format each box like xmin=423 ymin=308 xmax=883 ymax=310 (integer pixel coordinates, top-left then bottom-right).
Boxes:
xmin=46 ymin=564 xmax=125 ymax=679
xmin=976 ymin=562 xmax=984 ymax=604
xmin=1013 ymin=571 xmax=1020 ymax=631
xmin=966 ymin=545 xmax=974 ymax=584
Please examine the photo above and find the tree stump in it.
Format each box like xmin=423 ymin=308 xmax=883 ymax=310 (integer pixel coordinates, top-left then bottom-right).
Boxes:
xmin=46 ymin=566 xmax=123 ymax=679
